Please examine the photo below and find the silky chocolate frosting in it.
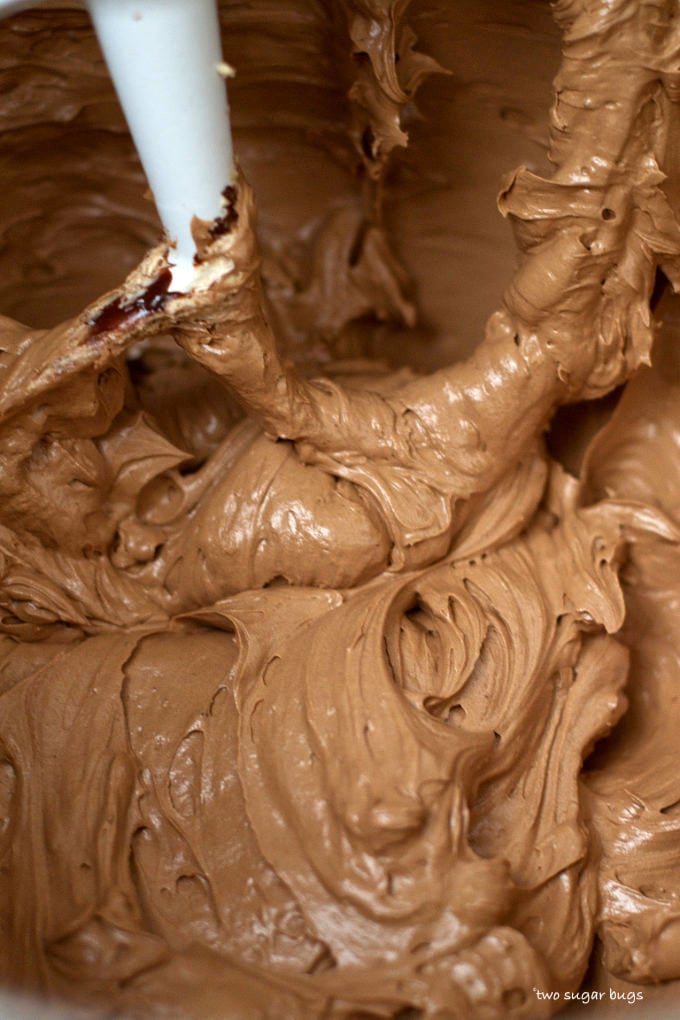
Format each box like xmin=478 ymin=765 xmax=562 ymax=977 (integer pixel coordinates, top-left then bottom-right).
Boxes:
xmin=1 ymin=1 xmax=680 ymax=1018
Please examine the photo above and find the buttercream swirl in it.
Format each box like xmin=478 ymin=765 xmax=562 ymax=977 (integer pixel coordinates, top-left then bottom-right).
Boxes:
xmin=1 ymin=1 xmax=680 ymax=1017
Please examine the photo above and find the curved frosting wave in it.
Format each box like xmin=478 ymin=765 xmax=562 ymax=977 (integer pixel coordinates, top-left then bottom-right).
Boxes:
xmin=1 ymin=1 xmax=680 ymax=1017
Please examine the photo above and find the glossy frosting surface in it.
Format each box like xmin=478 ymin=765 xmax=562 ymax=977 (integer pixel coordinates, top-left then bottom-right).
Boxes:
xmin=1 ymin=1 xmax=680 ymax=1017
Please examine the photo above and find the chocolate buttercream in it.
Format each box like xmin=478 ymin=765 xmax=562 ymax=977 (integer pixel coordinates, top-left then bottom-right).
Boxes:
xmin=1 ymin=1 xmax=680 ymax=1017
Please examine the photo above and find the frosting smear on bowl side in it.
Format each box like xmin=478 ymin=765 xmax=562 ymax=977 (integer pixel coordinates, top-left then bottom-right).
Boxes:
xmin=1 ymin=1 xmax=680 ymax=1016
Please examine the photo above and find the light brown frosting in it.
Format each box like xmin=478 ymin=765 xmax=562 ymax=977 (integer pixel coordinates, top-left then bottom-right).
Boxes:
xmin=1 ymin=1 xmax=680 ymax=1017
